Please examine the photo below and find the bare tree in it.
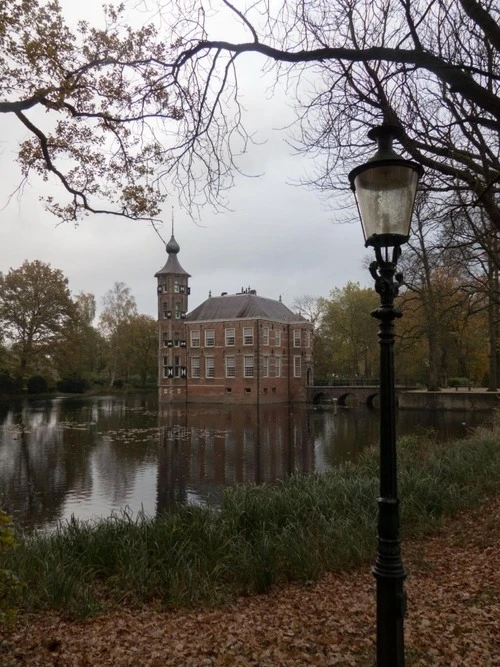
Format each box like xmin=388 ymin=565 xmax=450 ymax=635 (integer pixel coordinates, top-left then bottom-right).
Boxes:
xmin=292 ymin=295 xmax=324 ymax=328
xmin=3 ymin=0 xmax=500 ymax=228
xmin=99 ymin=282 xmax=137 ymax=386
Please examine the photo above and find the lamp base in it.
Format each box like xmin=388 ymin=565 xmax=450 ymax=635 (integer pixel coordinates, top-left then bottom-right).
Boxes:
xmin=365 ymin=233 xmax=409 ymax=248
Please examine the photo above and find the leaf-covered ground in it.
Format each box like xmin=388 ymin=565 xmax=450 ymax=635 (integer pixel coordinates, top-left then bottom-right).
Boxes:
xmin=1 ymin=496 xmax=499 ymax=666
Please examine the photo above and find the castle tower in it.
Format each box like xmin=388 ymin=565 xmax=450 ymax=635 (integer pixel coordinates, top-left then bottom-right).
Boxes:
xmin=155 ymin=233 xmax=191 ymax=401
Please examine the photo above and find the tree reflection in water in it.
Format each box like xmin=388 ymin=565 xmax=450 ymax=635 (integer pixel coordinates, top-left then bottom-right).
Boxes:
xmin=0 ymin=394 xmax=482 ymax=530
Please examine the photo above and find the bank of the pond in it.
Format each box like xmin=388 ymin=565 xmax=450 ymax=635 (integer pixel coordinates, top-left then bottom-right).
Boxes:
xmin=2 ymin=491 xmax=500 ymax=665
xmin=2 ymin=420 xmax=500 ymax=622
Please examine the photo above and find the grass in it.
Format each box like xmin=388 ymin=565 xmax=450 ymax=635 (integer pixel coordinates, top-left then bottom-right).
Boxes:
xmin=2 ymin=419 xmax=500 ymax=617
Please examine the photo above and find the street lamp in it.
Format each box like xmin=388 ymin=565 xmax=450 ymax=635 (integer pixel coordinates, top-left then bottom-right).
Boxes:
xmin=349 ymin=125 xmax=423 ymax=667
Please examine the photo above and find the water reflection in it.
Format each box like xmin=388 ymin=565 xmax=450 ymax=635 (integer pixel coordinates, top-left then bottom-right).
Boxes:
xmin=156 ymin=404 xmax=316 ymax=512
xmin=0 ymin=394 xmax=490 ymax=531
xmin=0 ymin=395 xmax=158 ymax=530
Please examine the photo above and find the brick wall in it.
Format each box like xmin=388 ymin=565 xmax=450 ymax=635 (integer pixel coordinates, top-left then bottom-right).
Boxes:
xmin=182 ymin=318 xmax=313 ymax=403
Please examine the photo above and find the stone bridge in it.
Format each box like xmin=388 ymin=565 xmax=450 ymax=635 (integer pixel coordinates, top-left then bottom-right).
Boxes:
xmin=307 ymin=385 xmax=410 ymax=408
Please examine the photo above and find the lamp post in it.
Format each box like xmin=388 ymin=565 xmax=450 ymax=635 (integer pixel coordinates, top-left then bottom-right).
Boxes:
xmin=348 ymin=125 xmax=423 ymax=667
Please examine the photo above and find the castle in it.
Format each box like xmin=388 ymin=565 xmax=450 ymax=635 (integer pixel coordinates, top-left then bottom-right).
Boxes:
xmin=155 ymin=234 xmax=313 ymax=403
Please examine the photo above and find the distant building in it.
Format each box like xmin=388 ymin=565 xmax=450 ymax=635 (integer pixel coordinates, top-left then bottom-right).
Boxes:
xmin=155 ymin=234 xmax=313 ymax=403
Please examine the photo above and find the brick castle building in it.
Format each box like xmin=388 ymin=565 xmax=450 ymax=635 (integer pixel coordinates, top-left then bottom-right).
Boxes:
xmin=155 ymin=234 xmax=313 ymax=403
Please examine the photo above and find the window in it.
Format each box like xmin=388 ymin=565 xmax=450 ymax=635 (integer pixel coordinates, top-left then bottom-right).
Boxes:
xmin=205 ymin=356 xmax=215 ymax=378
xmin=205 ymin=329 xmax=215 ymax=347
xmin=262 ymin=355 xmax=269 ymax=378
xmin=305 ymin=330 xmax=311 ymax=348
xmin=174 ymin=281 xmax=180 ymax=293
xmin=163 ymin=356 xmax=170 ymax=378
xmin=163 ymin=333 xmax=169 ymax=347
xmin=275 ymin=355 xmax=281 ymax=378
xmin=163 ymin=306 xmax=171 ymax=319
xmin=225 ymin=355 xmax=236 ymax=378
xmin=263 ymin=327 xmax=269 ymax=345
xmin=294 ymin=329 xmax=301 ymax=347
xmin=243 ymin=327 xmax=254 ymax=345
xmin=244 ymin=355 xmax=254 ymax=378
xmin=225 ymin=328 xmax=235 ymax=346
xmin=174 ymin=355 xmax=181 ymax=378
xmin=275 ymin=330 xmax=282 ymax=347
xmin=173 ymin=332 xmax=180 ymax=347
xmin=191 ymin=357 xmax=200 ymax=379
xmin=190 ymin=330 xmax=200 ymax=347
xmin=294 ymin=355 xmax=301 ymax=378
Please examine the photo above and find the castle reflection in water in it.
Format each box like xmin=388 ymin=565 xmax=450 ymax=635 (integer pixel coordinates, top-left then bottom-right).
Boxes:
xmin=156 ymin=403 xmax=318 ymax=513
xmin=157 ymin=405 xmax=315 ymax=512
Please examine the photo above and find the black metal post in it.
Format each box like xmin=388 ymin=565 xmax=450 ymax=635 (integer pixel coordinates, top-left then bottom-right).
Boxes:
xmin=369 ymin=245 xmax=406 ymax=667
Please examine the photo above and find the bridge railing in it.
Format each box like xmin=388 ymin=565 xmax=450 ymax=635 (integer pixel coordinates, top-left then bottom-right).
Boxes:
xmin=314 ymin=377 xmax=379 ymax=387
xmin=314 ymin=376 xmax=415 ymax=388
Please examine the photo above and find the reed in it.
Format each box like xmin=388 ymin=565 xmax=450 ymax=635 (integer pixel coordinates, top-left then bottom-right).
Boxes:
xmin=3 ymin=420 xmax=500 ymax=617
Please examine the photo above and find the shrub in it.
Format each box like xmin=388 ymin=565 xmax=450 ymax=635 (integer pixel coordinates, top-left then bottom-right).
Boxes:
xmin=448 ymin=377 xmax=470 ymax=387
xmin=0 ymin=511 xmax=20 ymax=623
xmin=27 ymin=375 xmax=49 ymax=394
xmin=0 ymin=370 xmax=22 ymax=395
xmin=56 ymin=376 xmax=90 ymax=393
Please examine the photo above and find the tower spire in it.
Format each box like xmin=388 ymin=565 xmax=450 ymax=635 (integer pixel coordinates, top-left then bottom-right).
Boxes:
xmin=166 ymin=208 xmax=180 ymax=255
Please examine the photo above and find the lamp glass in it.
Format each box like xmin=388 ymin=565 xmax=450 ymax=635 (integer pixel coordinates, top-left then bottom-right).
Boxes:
xmin=354 ymin=163 xmax=420 ymax=245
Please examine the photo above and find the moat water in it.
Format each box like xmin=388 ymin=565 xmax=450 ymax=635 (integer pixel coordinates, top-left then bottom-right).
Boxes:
xmin=0 ymin=393 xmax=490 ymax=531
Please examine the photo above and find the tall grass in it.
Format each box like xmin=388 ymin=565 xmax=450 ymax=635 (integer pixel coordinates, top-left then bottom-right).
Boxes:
xmin=2 ymin=420 xmax=500 ymax=617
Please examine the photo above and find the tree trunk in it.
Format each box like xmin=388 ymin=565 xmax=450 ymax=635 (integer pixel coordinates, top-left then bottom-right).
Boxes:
xmin=109 ymin=356 xmax=117 ymax=388
xmin=487 ymin=261 xmax=498 ymax=391
xmin=427 ymin=330 xmax=441 ymax=391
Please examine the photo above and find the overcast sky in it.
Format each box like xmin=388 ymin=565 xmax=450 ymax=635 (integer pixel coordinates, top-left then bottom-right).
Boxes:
xmin=0 ymin=0 xmax=372 ymax=320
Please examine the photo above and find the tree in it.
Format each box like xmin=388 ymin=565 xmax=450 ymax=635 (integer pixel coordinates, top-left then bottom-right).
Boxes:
xmin=4 ymin=1 xmax=500 ymax=228
xmin=99 ymin=282 xmax=138 ymax=386
xmin=0 ymin=0 xmax=184 ymax=222
xmin=52 ymin=292 xmax=105 ymax=382
xmin=397 ymin=272 xmax=488 ymax=388
xmin=438 ymin=205 xmax=500 ymax=390
xmin=317 ymin=283 xmax=379 ymax=381
xmin=0 ymin=260 xmax=74 ymax=379
xmin=119 ymin=315 xmax=158 ymax=387
xmin=165 ymin=0 xmax=500 ymax=213
xmin=292 ymin=295 xmax=324 ymax=328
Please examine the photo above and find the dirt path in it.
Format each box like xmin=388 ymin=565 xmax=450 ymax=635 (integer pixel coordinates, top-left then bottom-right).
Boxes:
xmin=1 ymin=498 xmax=499 ymax=666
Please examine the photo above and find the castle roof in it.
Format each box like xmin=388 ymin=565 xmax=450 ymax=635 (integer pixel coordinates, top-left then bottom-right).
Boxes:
xmin=154 ymin=234 xmax=190 ymax=277
xmin=186 ymin=293 xmax=308 ymax=323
